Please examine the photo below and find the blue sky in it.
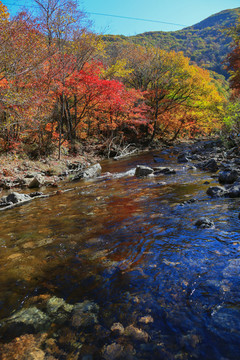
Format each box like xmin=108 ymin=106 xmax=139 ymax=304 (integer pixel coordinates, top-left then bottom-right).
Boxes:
xmin=3 ymin=0 xmax=240 ymax=35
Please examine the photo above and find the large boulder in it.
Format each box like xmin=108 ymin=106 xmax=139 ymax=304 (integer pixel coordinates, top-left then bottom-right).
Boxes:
xmin=218 ymin=170 xmax=239 ymax=185
xmin=206 ymin=186 xmax=226 ymax=197
xmin=73 ymin=163 xmax=102 ymax=181
xmin=197 ymin=158 xmax=219 ymax=172
xmin=135 ymin=165 xmax=154 ymax=177
xmin=28 ymin=175 xmax=45 ymax=189
xmin=83 ymin=163 xmax=102 ymax=179
xmin=226 ymin=184 xmax=240 ymax=198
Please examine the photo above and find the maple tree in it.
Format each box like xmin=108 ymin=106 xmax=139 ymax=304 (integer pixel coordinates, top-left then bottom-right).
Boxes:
xmin=0 ymin=1 xmax=227 ymax=157
xmin=122 ymin=45 xmax=224 ymax=141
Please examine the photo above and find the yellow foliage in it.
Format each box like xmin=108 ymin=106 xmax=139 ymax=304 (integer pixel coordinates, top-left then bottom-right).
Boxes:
xmin=0 ymin=1 xmax=9 ymax=23
xmin=101 ymin=59 xmax=133 ymax=80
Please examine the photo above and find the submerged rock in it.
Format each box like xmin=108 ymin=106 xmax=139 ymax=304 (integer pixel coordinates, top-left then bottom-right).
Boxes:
xmin=223 ymin=258 xmax=240 ymax=278
xmin=71 ymin=300 xmax=99 ymax=329
xmin=135 ymin=165 xmax=153 ymax=177
xmin=124 ymin=325 xmax=149 ymax=342
xmin=194 ymin=217 xmax=215 ymax=229
xmin=102 ymin=343 xmax=135 ymax=360
xmin=111 ymin=322 xmax=125 ymax=336
xmin=102 ymin=343 xmax=125 ymax=360
xmin=4 ymin=307 xmax=50 ymax=337
xmin=46 ymin=296 xmax=73 ymax=324
xmin=139 ymin=315 xmax=154 ymax=324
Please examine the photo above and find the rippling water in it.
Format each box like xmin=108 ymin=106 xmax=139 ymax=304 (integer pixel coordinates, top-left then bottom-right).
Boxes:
xmin=1 ymin=149 xmax=240 ymax=359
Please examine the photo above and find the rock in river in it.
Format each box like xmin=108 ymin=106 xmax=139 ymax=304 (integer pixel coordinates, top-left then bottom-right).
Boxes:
xmin=135 ymin=165 xmax=154 ymax=177
xmin=83 ymin=163 xmax=102 ymax=179
xmin=3 ymin=307 xmax=50 ymax=338
xmin=218 ymin=170 xmax=239 ymax=185
xmin=194 ymin=217 xmax=215 ymax=229
xmin=72 ymin=163 xmax=102 ymax=181
xmin=71 ymin=300 xmax=99 ymax=329
xmin=124 ymin=324 xmax=149 ymax=342
xmin=153 ymin=167 xmax=176 ymax=175
xmin=0 ymin=192 xmax=31 ymax=207
xmin=177 ymin=153 xmax=189 ymax=163
xmin=206 ymin=186 xmax=226 ymax=197
xmin=197 ymin=158 xmax=219 ymax=172
xmin=46 ymin=296 xmax=73 ymax=324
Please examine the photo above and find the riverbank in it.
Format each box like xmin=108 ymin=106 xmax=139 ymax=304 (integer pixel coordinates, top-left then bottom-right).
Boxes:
xmin=0 ymin=151 xmax=103 ymax=191
xmin=0 ymin=137 xmax=219 ymax=191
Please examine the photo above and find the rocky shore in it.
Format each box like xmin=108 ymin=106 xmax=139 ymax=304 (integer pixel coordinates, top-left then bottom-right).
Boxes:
xmin=1 ymin=137 xmax=240 ymax=213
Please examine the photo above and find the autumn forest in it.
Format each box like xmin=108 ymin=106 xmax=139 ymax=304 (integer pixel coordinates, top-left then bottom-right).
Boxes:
xmin=0 ymin=0 xmax=240 ymax=159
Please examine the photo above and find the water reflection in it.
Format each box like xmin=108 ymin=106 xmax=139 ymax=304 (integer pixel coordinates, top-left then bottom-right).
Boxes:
xmin=0 ymin=150 xmax=240 ymax=358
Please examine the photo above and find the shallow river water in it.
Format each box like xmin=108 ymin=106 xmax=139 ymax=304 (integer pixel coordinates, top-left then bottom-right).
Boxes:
xmin=1 ymin=149 xmax=240 ymax=359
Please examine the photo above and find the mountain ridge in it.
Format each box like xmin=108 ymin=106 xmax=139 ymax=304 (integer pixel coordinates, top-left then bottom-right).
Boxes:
xmin=102 ymin=7 xmax=240 ymax=78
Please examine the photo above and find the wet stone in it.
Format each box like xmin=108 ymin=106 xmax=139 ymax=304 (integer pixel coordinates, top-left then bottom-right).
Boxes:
xmin=177 ymin=153 xmax=189 ymax=163
xmin=71 ymin=300 xmax=99 ymax=329
xmin=194 ymin=217 xmax=215 ymax=229
xmin=206 ymin=186 xmax=226 ymax=197
xmin=210 ymin=308 xmax=240 ymax=337
xmin=139 ymin=315 xmax=154 ymax=324
xmin=226 ymin=184 xmax=240 ymax=198
xmin=223 ymin=259 xmax=240 ymax=278
xmin=153 ymin=167 xmax=176 ymax=175
xmin=83 ymin=163 xmax=102 ymax=179
xmin=4 ymin=307 xmax=50 ymax=337
xmin=29 ymin=192 xmax=43 ymax=198
xmin=46 ymin=296 xmax=73 ymax=324
xmin=198 ymin=158 xmax=219 ymax=172
xmin=135 ymin=165 xmax=154 ymax=177
xmin=28 ymin=175 xmax=45 ymax=189
xmin=110 ymin=322 xmax=125 ymax=335
xmin=0 ymin=192 xmax=31 ymax=206
xmin=219 ymin=170 xmax=239 ymax=185
xmin=124 ymin=325 xmax=149 ymax=342
xmin=102 ymin=343 xmax=135 ymax=360
xmin=28 ymin=349 xmax=45 ymax=360
xmin=102 ymin=343 xmax=125 ymax=360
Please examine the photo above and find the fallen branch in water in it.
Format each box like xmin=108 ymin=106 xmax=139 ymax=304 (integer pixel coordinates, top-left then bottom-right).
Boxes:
xmin=113 ymin=143 xmax=138 ymax=160
xmin=114 ymin=148 xmax=138 ymax=160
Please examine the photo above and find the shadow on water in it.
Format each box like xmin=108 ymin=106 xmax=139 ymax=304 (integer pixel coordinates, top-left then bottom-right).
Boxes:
xmin=1 ymin=150 xmax=240 ymax=358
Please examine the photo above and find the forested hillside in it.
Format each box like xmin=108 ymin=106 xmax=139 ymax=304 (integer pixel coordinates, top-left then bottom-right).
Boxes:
xmin=1 ymin=0 xmax=240 ymax=159
xmin=102 ymin=8 xmax=240 ymax=78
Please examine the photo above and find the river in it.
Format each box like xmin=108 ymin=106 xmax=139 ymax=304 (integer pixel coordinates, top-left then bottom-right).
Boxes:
xmin=1 ymin=149 xmax=240 ymax=359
